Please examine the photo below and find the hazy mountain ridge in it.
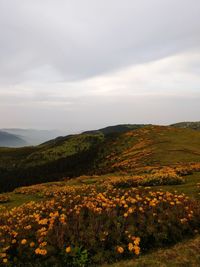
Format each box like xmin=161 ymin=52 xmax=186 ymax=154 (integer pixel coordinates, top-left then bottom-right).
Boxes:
xmin=0 ymin=130 xmax=27 ymax=147
xmin=1 ymin=128 xmax=66 ymax=146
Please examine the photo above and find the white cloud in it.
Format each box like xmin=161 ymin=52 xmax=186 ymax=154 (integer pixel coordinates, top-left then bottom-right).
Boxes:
xmin=0 ymin=1 xmax=200 ymax=129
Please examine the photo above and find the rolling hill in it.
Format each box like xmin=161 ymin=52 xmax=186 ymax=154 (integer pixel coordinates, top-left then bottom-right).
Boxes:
xmin=0 ymin=130 xmax=27 ymax=147
xmin=83 ymin=123 xmax=150 ymax=135
xmin=0 ymin=124 xmax=200 ymax=192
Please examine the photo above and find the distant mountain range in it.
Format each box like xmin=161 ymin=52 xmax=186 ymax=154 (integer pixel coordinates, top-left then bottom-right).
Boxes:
xmin=0 ymin=129 xmax=66 ymax=147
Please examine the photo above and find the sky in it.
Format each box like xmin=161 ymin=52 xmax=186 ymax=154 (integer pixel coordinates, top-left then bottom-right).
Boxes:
xmin=0 ymin=0 xmax=200 ymax=132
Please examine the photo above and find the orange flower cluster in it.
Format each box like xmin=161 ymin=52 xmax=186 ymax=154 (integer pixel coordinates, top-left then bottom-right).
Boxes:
xmin=0 ymin=184 xmax=199 ymax=266
xmin=0 ymin=195 xmax=10 ymax=204
xmin=103 ymin=168 xmax=185 ymax=189
xmin=175 ymin=163 xmax=200 ymax=176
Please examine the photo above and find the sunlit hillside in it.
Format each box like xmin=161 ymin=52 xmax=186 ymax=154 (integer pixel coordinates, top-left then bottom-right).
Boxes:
xmin=1 ymin=125 xmax=200 ymax=192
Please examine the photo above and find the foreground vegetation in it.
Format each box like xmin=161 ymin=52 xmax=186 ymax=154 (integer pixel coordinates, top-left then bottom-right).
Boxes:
xmin=0 ymin=168 xmax=200 ymax=266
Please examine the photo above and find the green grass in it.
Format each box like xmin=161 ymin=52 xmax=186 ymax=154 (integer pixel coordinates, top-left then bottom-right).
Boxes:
xmin=154 ymin=172 xmax=200 ymax=199
xmin=151 ymin=127 xmax=200 ymax=164
xmin=0 ymin=192 xmax=42 ymax=209
xmin=102 ymin=235 xmax=200 ymax=267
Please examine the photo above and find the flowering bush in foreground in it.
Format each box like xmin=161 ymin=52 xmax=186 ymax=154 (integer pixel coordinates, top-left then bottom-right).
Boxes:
xmin=0 ymin=184 xmax=200 ymax=267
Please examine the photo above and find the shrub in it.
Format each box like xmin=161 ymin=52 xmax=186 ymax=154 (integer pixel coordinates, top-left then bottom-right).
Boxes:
xmin=0 ymin=184 xmax=199 ymax=266
xmin=104 ymin=169 xmax=185 ymax=188
xmin=0 ymin=194 xmax=10 ymax=204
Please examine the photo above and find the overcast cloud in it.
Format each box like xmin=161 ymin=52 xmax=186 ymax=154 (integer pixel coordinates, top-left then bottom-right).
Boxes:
xmin=0 ymin=0 xmax=200 ymax=132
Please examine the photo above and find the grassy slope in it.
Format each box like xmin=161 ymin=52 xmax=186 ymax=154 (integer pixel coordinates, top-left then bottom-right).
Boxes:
xmin=0 ymin=126 xmax=200 ymax=168
xmin=0 ymin=124 xmax=146 ymax=168
xmin=0 ymin=146 xmax=36 ymax=168
xmin=1 ymin=125 xmax=200 ymax=192
xmin=95 ymin=126 xmax=200 ymax=173
xmin=2 ymin=125 xmax=200 ymax=169
xmin=102 ymin=235 xmax=200 ymax=267
xmin=151 ymin=126 xmax=200 ymax=164
xmin=1 ymin=125 xmax=200 ymax=170
xmin=0 ymin=133 xmax=103 ymax=168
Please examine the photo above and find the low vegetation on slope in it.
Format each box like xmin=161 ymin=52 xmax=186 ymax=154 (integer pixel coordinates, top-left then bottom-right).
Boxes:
xmin=1 ymin=125 xmax=200 ymax=192
xmin=103 ymin=235 xmax=200 ymax=267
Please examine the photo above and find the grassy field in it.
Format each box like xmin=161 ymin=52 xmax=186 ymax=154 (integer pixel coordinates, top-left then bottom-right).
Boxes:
xmin=102 ymin=235 xmax=200 ymax=267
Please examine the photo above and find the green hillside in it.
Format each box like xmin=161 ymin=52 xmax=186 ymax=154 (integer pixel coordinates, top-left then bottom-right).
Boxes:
xmin=0 ymin=125 xmax=200 ymax=192
xmin=83 ymin=124 xmax=150 ymax=135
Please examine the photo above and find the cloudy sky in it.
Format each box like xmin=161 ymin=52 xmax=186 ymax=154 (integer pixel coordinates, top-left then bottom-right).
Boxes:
xmin=0 ymin=0 xmax=200 ymax=132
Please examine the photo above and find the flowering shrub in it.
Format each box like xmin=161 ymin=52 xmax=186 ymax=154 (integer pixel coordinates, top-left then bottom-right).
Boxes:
xmin=144 ymin=168 xmax=185 ymax=185
xmin=0 ymin=195 xmax=10 ymax=204
xmin=14 ymin=185 xmax=43 ymax=195
xmin=104 ymin=169 xmax=185 ymax=189
xmin=0 ymin=184 xmax=199 ymax=266
xmin=12 ymin=163 xmax=200 ymax=196
xmin=174 ymin=163 xmax=200 ymax=176
xmin=13 ymin=183 xmax=65 ymax=196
